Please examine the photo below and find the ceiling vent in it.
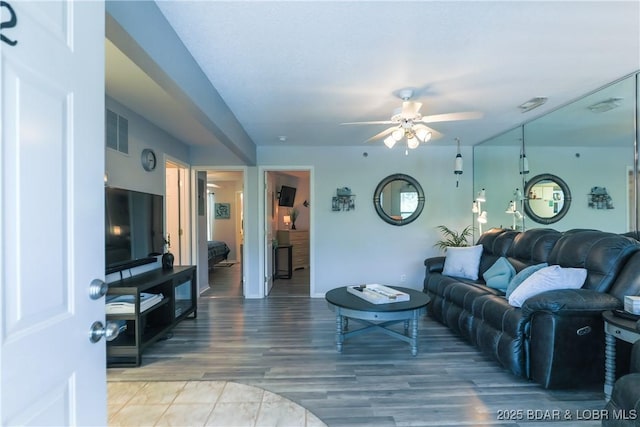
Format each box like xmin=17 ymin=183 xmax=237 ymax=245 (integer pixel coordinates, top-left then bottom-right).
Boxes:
xmin=518 ymin=97 xmax=548 ymax=113
xmin=106 ymin=109 xmax=129 ymax=154
xmin=588 ymin=97 xmax=623 ymax=113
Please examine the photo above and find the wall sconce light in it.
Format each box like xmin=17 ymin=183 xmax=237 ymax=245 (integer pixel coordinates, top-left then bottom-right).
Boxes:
xmin=472 ymin=188 xmax=487 ymax=234
xmin=505 ymin=200 xmax=524 ymax=230
xmin=514 ymin=188 xmax=523 ymax=201
xmin=283 ymin=215 xmax=291 ymax=229
xmin=477 ymin=188 xmax=486 ymax=202
xmin=477 ymin=211 xmax=488 ymax=235
xmin=478 ymin=211 xmax=488 ymax=224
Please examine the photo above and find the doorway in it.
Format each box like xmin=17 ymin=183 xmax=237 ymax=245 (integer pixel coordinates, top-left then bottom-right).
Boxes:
xmin=201 ymin=170 xmax=245 ymax=298
xmin=265 ymin=170 xmax=311 ymax=297
xmin=165 ymin=159 xmax=191 ymax=265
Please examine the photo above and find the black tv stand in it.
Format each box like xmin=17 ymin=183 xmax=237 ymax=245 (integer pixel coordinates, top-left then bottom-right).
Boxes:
xmin=106 ymin=256 xmax=158 ymax=275
xmin=106 ymin=266 xmax=197 ymax=367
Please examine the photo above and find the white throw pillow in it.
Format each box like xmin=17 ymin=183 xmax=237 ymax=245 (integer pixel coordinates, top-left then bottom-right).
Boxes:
xmin=442 ymin=245 xmax=483 ymax=281
xmin=505 ymin=262 xmax=548 ymax=298
xmin=508 ymin=265 xmax=587 ymax=308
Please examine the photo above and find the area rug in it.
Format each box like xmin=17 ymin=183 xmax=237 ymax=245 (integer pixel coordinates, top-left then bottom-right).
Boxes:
xmin=108 ymin=380 xmax=326 ymax=427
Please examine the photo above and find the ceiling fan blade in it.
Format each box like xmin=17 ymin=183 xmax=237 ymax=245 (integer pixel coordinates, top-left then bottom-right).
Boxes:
xmin=365 ymin=126 xmax=398 ymax=142
xmin=420 ymin=111 xmax=483 ymax=124
xmin=341 ymin=120 xmax=395 ymax=126
xmin=401 ymin=101 xmax=422 ymax=118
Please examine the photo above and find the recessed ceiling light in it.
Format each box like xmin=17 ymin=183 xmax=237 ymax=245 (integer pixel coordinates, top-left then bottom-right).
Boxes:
xmin=588 ymin=97 xmax=623 ymax=113
xmin=278 ymin=136 xmax=287 ymax=142
xmin=518 ymin=97 xmax=548 ymax=113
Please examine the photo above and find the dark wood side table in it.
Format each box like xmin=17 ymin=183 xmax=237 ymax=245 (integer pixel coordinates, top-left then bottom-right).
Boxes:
xmin=273 ymin=244 xmax=292 ymax=279
xmin=603 ymin=310 xmax=640 ymax=401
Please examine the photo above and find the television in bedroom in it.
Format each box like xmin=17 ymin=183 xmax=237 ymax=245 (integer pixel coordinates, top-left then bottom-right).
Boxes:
xmin=278 ymin=185 xmax=296 ymax=207
xmin=105 ymin=187 xmax=165 ymax=274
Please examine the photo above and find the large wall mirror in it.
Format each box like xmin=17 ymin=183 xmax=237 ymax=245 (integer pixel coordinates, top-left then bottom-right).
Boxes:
xmin=474 ymin=71 xmax=639 ymax=235
xmin=373 ymin=173 xmax=425 ymax=226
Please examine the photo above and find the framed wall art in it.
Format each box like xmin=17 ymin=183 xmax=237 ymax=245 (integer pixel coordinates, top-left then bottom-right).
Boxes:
xmin=215 ymin=202 xmax=231 ymax=219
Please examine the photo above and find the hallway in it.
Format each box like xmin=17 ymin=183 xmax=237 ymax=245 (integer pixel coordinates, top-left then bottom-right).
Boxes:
xmin=202 ymin=262 xmax=310 ymax=298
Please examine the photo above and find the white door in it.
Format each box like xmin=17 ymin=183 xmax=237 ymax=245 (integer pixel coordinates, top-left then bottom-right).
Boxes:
xmin=1 ymin=1 xmax=106 ymax=425
xmin=264 ymin=172 xmax=274 ymax=296
xmin=166 ymin=160 xmax=191 ymax=266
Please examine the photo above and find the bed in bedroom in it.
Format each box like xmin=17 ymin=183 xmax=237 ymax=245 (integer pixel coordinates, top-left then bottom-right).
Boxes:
xmin=207 ymin=240 xmax=231 ymax=270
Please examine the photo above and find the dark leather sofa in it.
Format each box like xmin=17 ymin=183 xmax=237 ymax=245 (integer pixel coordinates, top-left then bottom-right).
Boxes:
xmin=424 ymin=227 xmax=640 ymax=389
xmin=604 ymin=333 xmax=640 ymax=426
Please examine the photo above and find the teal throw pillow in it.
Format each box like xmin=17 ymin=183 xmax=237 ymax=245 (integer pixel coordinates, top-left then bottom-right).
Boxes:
xmin=483 ymin=257 xmax=516 ymax=291
xmin=505 ymin=262 xmax=548 ymax=298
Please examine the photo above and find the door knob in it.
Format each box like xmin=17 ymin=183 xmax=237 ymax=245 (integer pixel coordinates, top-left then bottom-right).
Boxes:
xmin=89 ymin=279 xmax=108 ymax=300
xmin=89 ymin=321 xmax=121 ymax=343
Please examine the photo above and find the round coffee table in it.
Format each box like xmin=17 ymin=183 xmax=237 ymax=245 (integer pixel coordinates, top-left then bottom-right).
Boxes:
xmin=325 ymin=286 xmax=430 ymax=356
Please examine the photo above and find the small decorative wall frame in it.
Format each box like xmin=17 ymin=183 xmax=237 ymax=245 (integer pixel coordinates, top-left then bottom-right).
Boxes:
xmin=588 ymin=186 xmax=614 ymax=210
xmin=332 ymin=187 xmax=355 ymax=211
xmin=215 ymin=202 xmax=231 ymax=219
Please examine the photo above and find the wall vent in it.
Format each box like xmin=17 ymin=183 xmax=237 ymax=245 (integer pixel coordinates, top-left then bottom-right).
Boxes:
xmin=106 ymin=109 xmax=129 ymax=154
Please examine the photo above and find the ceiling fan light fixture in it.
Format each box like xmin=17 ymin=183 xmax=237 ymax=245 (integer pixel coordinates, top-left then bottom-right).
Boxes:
xmin=392 ymin=129 xmax=404 ymax=141
xmin=383 ymin=135 xmax=397 ymax=149
xmin=416 ymin=128 xmax=431 ymax=142
xmin=407 ymin=136 xmax=419 ymax=149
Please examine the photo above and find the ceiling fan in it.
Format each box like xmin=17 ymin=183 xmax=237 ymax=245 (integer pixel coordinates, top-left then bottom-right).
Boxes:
xmin=342 ymin=89 xmax=482 ymax=150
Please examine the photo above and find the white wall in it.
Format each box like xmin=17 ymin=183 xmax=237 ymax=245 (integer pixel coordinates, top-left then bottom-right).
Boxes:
xmin=258 ymin=144 xmax=474 ymax=297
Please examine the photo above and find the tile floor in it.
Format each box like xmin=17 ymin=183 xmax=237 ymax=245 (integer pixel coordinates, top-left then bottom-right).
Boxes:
xmin=108 ymin=380 xmax=327 ymax=427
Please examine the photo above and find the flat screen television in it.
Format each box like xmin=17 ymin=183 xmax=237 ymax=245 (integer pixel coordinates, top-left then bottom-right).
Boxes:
xmin=105 ymin=187 xmax=165 ymax=274
xmin=278 ymin=185 xmax=296 ymax=207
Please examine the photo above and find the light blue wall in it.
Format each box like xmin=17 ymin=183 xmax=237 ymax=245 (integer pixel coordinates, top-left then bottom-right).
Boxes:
xmin=105 ymin=96 xmax=190 ymax=195
xmin=258 ymin=145 xmax=474 ymax=297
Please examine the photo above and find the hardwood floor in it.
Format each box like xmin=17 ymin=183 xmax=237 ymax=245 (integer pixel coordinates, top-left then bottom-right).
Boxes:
xmin=108 ymin=281 xmax=607 ymax=426
xmin=202 ymin=263 xmax=310 ymax=298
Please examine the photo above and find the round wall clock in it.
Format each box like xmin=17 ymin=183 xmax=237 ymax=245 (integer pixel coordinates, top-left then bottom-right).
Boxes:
xmin=141 ymin=148 xmax=157 ymax=171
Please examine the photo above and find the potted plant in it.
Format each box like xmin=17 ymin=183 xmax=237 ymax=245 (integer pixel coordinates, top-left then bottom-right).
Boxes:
xmin=434 ymin=225 xmax=474 ymax=252
xmin=289 ymin=207 xmax=299 ymax=230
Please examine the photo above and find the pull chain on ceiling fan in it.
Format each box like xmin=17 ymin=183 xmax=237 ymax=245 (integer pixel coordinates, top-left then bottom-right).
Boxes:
xmin=341 ymin=89 xmax=482 ymax=151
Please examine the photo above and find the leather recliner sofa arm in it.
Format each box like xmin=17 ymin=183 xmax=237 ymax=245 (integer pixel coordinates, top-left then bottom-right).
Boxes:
xmin=424 ymin=256 xmax=445 ymax=273
xmin=521 ymin=288 xmax=622 ymax=318
xmin=523 ymin=289 xmax=622 ymax=388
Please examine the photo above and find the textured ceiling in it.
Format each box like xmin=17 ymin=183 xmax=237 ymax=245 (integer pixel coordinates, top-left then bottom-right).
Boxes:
xmin=107 ymin=1 xmax=640 ymax=152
